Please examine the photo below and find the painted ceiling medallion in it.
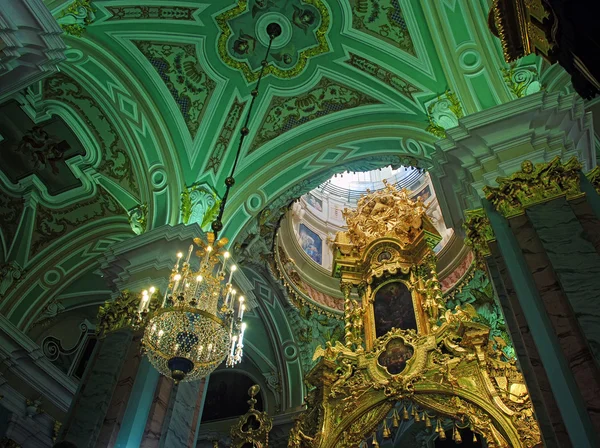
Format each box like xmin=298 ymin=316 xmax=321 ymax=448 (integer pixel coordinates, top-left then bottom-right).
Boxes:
xmin=216 ymin=0 xmax=330 ymax=82
xmin=350 ymin=0 xmax=415 ymax=55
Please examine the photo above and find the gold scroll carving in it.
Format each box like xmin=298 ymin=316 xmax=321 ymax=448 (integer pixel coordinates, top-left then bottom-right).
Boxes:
xmin=464 ymin=208 xmax=495 ymax=267
xmin=97 ymin=290 xmax=158 ymax=336
xmin=231 ymin=384 xmax=273 ymax=448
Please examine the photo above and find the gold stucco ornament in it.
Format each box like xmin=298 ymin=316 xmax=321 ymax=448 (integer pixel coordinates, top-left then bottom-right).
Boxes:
xmin=463 ymin=208 xmax=495 ymax=266
xmin=484 ymin=156 xmax=583 ymax=218
xmin=230 ymin=384 xmax=273 ymax=448
xmin=288 ymin=183 xmax=542 ymax=448
xmin=97 ymin=290 xmax=159 ymax=336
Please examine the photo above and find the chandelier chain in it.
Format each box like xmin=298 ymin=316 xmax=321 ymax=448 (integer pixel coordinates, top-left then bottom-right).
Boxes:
xmin=212 ymin=34 xmax=276 ymax=241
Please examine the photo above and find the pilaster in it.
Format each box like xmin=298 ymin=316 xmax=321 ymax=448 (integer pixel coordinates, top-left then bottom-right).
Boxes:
xmin=484 ymin=201 xmax=598 ymax=447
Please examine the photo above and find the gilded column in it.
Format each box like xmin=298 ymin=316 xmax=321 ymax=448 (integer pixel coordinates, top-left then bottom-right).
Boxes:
xmin=340 ymin=282 xmax=354 ymax=349
xmin=354 ymin=281 xmax=367 ymax=352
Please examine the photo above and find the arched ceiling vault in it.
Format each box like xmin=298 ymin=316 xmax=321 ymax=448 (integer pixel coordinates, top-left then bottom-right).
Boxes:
xmin=36 ymin=0 xmax=522 ymax=247
xmin=70 ymin=0 xmax=449 ymax=184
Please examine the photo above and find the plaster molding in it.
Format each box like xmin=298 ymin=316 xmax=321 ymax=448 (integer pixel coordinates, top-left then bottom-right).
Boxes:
xmin=432 ymin=91 xmax=595 ymax=222
xmin=0 ymin=0 xmax=66 ymax=103
xmin=0 ymin=314 xmax=76 ymax=413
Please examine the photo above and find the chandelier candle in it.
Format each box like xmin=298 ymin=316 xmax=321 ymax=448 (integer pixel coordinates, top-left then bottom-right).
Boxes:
xmin=141 ymin=235 xmax=246 ymax=383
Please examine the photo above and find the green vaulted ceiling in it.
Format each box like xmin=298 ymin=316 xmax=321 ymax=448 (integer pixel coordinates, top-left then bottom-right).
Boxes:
xmin=0 ymin=0 xmax=563 ymax=419
xmin=0 ymin=0 xmax=540 ymax=325
xmin=40 ymin=0 xmax=524 ymax=240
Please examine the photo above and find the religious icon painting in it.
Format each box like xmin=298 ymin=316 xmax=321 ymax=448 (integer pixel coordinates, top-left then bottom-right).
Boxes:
xmin=373 ymin=281 xmax=417 ymax=338
xmin=377 ymin=337 xmax=415 ymax=375
xmin=299 ymin=223 xmax=322 ymax=265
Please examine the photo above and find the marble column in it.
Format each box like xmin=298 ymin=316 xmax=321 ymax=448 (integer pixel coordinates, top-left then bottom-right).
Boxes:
xmin=483 ymin=199 xmax=600 ymax=448
xmin=114 ymin=358 xmax=160 ymax=447
xmin=58 ymin=224 xmax=211 ymax=447
xmin=140 ymin=376 xmax=174 ymax=448
xmin=159 ymin=378 xmax=209 ymax=448
xmin=95 ymin=331 xmax=146 ymax=447
xmin=436 ymin=89 xmax=599 ymax=447
xmin=526 ymin=197 xmax=600 ymax=363
xmin=60 ymin=329 xmax=138 ymax=447
xmin=485 ymin=252 xmax=569 ymax=448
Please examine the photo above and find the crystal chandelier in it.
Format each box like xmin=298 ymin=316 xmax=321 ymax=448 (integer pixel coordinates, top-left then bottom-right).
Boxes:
xmin=141 ymin=22 xmax=282 ymax=383
xmin=141 ymin=236 xmax=246 ymax=383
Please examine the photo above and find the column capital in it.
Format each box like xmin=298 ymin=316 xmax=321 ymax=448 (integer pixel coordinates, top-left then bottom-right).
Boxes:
xmin=483 ymin=157 xmax=584 ymax=218
xmin=432 ymin=91 xmax=595 ymax=220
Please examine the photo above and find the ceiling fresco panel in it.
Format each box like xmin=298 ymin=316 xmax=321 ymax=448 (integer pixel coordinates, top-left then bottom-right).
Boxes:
xmin=30 ymin=186 xmax=127 ymax=256
xmin=344 ymin=52 xmax=422 ymax=101
xmin=249 ymin=77 xmax=381 ymax=153
xmin=203 ymin=97 xmax=247 ymax=176
xmin=0 ymin=101 xmax=87 ymax=197
xmin=349 ymin=0 xmax=415 ymax=55
xmin=103 ymin=4 xmax=204 ymax=23
xmin=133 ymin=40 xmax=216 ymax=139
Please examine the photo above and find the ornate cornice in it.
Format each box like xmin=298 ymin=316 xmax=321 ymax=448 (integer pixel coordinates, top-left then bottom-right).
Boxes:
xmin=432 ymin=91 xmax=593 ymax=228
xmin=0 ymin=0 xmax=66 ymax=103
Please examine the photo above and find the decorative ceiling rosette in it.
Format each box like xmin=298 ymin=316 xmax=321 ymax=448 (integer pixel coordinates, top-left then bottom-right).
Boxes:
xmin=216 ymin=0 xmax=331 ymax=82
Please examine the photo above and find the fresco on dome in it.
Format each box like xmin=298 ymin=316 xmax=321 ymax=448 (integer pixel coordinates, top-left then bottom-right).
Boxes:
xmin=305 ymin=193 xmax=323 ymax=211
xmin=299 ymin=224 xmax=322 ymax=265
xmin=414 ymin=184 xmax=432 ymax=202
xmin=374 ymin=281 xmax=417 ymax=338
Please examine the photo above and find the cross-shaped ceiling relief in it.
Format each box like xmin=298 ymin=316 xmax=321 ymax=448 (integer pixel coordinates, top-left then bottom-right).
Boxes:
xmin=0 ymin=101 xmax=86 ymax=196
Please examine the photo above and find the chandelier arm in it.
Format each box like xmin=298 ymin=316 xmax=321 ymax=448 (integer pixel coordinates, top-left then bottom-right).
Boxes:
xmin=211 ymin=33 xmax=277 ymax=241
